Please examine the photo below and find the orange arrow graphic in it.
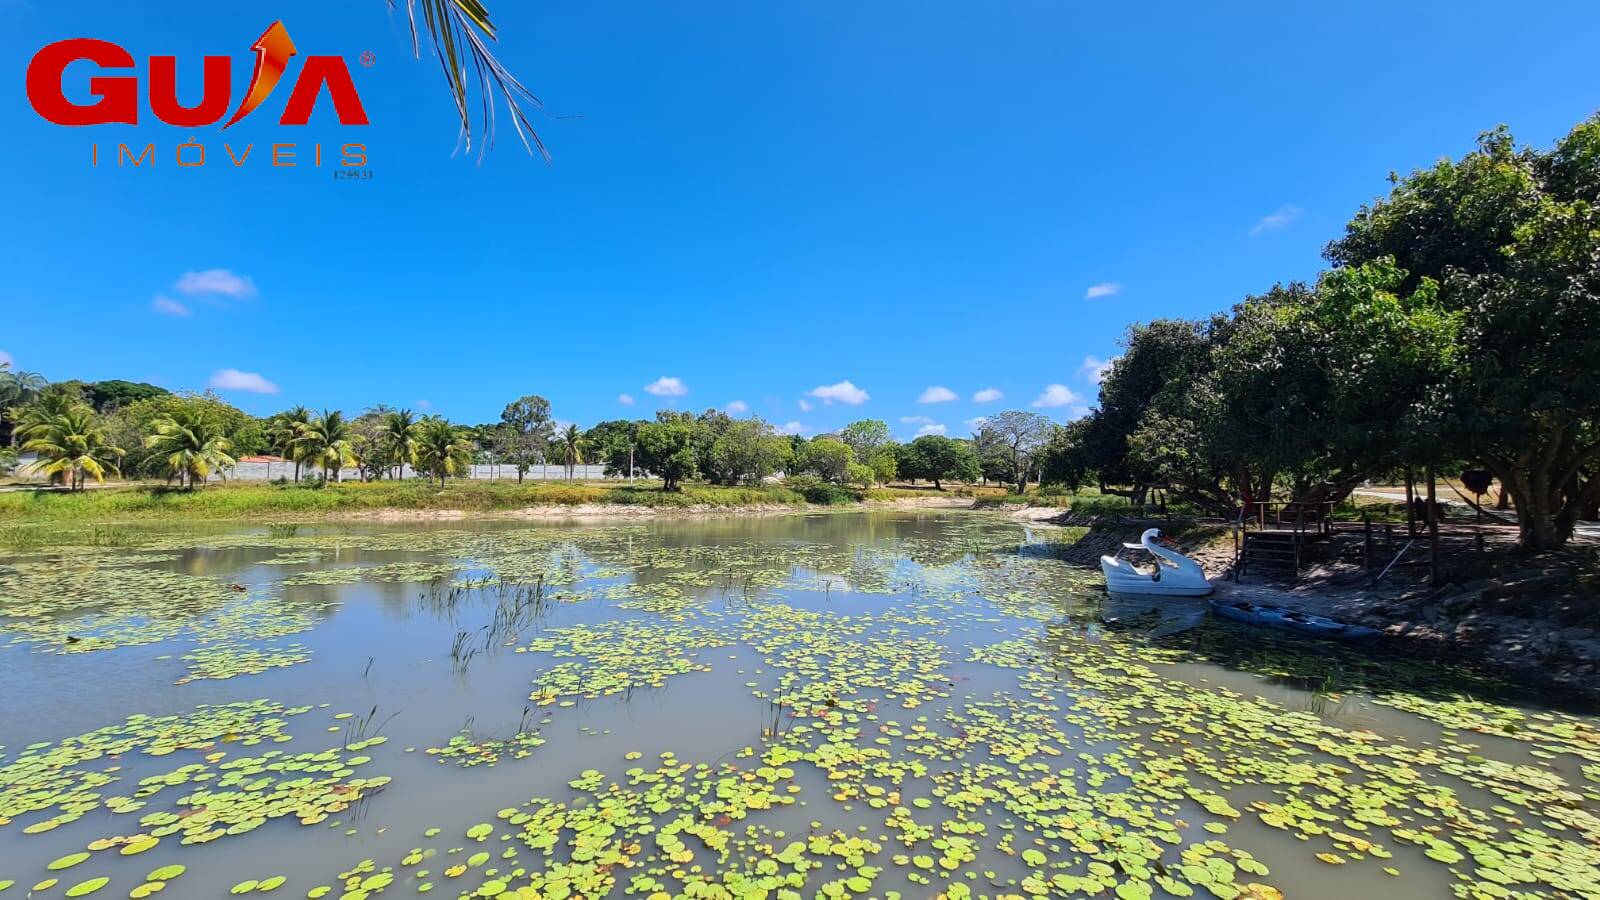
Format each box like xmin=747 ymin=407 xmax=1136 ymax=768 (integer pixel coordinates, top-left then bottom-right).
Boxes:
xmin=222 ymin=21 xmax=297 ymax=129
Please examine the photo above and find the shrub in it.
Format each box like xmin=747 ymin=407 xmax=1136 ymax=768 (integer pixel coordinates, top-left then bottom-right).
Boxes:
xmin=785 ymin=474 xmax=863 ymax=505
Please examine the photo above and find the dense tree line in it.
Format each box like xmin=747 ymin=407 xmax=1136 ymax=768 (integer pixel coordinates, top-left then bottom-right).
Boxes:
xmin=1038 ymin=115 xmax=1600 ymax=550
xmin=0 ymin=374 xmax=1008 ymax=498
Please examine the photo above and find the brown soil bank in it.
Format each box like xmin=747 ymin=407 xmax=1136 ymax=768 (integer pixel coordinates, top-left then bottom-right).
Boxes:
xmin=1040 ymin=513 xmax=1600 ymax=701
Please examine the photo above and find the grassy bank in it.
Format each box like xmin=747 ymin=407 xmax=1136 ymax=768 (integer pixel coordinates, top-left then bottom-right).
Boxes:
xmin=0 ymin=480 xmax=839 ymax=523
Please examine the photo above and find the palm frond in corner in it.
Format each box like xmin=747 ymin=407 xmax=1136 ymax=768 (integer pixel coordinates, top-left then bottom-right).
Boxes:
xmin=390 ymin=0 xmax=551 ymax=161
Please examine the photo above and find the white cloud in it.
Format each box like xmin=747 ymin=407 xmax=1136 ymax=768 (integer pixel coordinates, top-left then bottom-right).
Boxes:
xmin=1084 ymin=282 xmax=1121 ymax=300
xmin=645 ymin=376 xmax=688 ymax=397
xmin=778 ymin=421 xmax=806 ymax=436
xmin=971 ymin=387 xmax=1003 ymax=403
xmin=176 ymin=268 xmax=256 ymax=298
xmin=151 ymin=296 xmax=190 ymax=317
xmin=208 ymin=368 xmax=279 ymax=395
xmin=807 ymin=380 xmax=869 ymax=405
xmin=798 ymin=398 xmax=813 ymax=412
xmin=916 ymin=423 xmax=948 ymax=437
xmin=1078 ymin=355 xmax=1114 ymax=384
xmin=0 ymin=350 xmax=12 ymax=368
xmin=617 ymin=393 xmax=635 ymax=406
xmin=899 ymin=415 xmax=935 ymax=425
xmin=416 ymin=399 xmax=433 ymax=410
xmin=918 ymin=385 xmax=957 ymax=404
xmin=726 ymin=400 xmax=748 ymax=414
xmin=1032 ymin=383 xmax=1081 ymax=408
xmin=964 ymin=416 xmax=989 ymax=431
xmin=1251 ymin=205 xmax=1302 ymax=234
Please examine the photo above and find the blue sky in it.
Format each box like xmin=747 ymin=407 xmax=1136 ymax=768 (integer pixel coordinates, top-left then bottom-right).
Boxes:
xmin=3 ymin=1 xmax=1597 ymax=440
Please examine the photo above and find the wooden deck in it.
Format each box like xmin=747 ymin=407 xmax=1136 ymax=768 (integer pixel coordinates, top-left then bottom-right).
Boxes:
xmin=1232 ymin=501 xmax=1332 ymax=580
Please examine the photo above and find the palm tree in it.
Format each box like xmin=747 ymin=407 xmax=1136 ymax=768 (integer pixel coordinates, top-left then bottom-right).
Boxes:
xmin=382 ymin=409 xmax=420 ymax=480
xmin=22 ymin=404 xmax=123 ymax=490
xmin=394 ymin=0 xmax=549 ymax=160
xmin=0 ymin=364 xmax=49 ymax=446
xmin=414 ymin=418 xmax=475 ymax=487
xmin=294 ymin=410 xmax=358 ymax=483
xmin=269 ymin=406 xmax=312 ymax=482
xmin=558 ymin=423 xmax=584 ymax=480
xmin=144 ymin=407 xmax=237 ymax=489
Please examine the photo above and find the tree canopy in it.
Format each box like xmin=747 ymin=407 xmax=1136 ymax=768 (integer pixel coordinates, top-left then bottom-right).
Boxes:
xmin=1042 ymin=114 xmax=1600 ymax=548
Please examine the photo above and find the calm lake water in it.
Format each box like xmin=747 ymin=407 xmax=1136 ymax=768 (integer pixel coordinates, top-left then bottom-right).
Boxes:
xmin=1 ymin=511 xmax=1596 ymax=899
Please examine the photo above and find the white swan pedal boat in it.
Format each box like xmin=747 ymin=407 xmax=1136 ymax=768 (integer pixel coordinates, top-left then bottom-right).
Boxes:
xmin=1100 ymin=527 xmax=1213 ymax=597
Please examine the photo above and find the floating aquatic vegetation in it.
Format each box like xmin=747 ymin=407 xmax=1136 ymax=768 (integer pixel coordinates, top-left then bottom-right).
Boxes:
xmin=4 ymin=513 xmax=1598 ymax=898
xmin=0 ymin=700 xmax=389 ymax=861
xmin=425 ymin=729 xmax=546 ymax=768
xmin=280 ymin=561 xmax=460 ymax=587
xmin=520 ymin=618 xmax=733 ymax=704
xmin=176 ymin=643 xmax=311 ymax=683
xmin=255 ymin=551 xmax=325 ymax=565
xmin=0 ymin=558 xmax=243 ymax=651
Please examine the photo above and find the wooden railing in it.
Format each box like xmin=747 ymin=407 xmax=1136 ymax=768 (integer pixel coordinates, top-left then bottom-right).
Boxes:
xmin=1230 ymin=501 xmax=1337 ymax=580
xmin=1246 ymin=501 xmax=1335 ymax=536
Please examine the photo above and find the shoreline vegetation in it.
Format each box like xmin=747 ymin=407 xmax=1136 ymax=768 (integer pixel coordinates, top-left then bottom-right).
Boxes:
xmin=0 ymin=479 xmax=996 ymax=525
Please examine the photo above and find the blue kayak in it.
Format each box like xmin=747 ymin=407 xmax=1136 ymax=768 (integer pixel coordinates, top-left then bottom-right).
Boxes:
xmin=1209 ymin=599 xmax=1380 ymax=642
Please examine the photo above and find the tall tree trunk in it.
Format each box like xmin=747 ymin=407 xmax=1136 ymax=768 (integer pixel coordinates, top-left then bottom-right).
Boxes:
xmin=1485 ymin=458 xmax=1571 ymax=551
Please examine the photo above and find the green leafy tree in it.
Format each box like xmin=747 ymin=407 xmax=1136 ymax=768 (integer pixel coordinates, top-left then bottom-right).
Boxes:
xmin=414 ymin=418 xmax=476 ymax=487
xmin=907 ymin=435 xmax=980 ymax=490
xmin=1038 ymin=419 xmax=1092 ymax=490
xmin=635 ymin=418 xmax=698 ymax=491
xmin=864 ymin=446 xmax=898 ymax=485
xmin=497 ymin=395 xmax=554 ymax=482
xmin=1326 ymin=119 xmax=1600 ymax=548
xmin=80 ymin=380 xmax=168 ymax=414
xmin=839 ymin=420 xmax=891 ymax=457
xmin=687 ymin=409 xmax=736 ymax=484
xmin=143 ymin=407 xmax=235 ymax=489
xmin=894 ymin=440 xmax=927 ymax=484
xmin=1079 ymin=321 xmax=1214 ymax=503
xmin=837 ymin=420 xmax=897 ymax=485
xmin=708 ymin=418 xmax=791 ymax=485
xmin=585 ymin=419 xmax=642 ymax=478
xmin=21 ymin=403 xmax=123 ymax=490
xmin=794 ymin=438 xmax=856 ymax=483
